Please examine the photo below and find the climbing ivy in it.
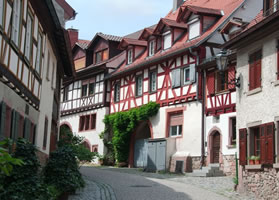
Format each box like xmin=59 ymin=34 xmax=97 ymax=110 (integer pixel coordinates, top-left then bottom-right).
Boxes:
xmin=100 ymin=102 xmax=160 ymax=163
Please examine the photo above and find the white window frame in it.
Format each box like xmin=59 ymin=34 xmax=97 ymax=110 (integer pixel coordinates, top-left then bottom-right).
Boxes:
xmin=11 ymin=0 xmax=21 ymax=46
xmin=149 ymin=40 xmax=155 ymax=56
xmin=149 ymin=71 xmax=157 ymax=93
xmin=188 ymin=18 xmax=200 ymax=40
xmin=163 ymin=31 xmax=172 ymax=50
xmin=0 ymin=0 xmax=4 ymax=28
xmin=183 ymin=64 xmax=196 ymax=85
xmin=35 ymin=32 xmax=42 ymax=75
xmin=170 ymin=125 xmax=182 ymax=137
xmin=183 ymin=67 xmax=190 ymax=85
xmin=127 ymin=49 xmax=133 ymax=65
xmin=24 ymin=13 xmax=33 ymax=61
xmin=135 ymin=76 xmax=143 ymax=96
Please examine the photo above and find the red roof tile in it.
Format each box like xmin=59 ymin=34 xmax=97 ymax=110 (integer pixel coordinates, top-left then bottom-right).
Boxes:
xmin=153 ymin=18 xmax=187 ymax=35
xmin=76 ymin=39 xmax=90 ymax=49
xmin=119 ymin=38 xmax=147 ymax=50
xmin=110 ymin=0 xmax=244 ymax=78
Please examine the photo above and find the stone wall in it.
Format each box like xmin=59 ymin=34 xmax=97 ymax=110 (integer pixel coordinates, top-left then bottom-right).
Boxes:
xmin=191 ymin=156 xmax=204 ymax=170
xmin=242 ymin=167 xmax=279 ymax=199
xmin=169 ymin=156 xmax=192 ymax=173
xmin=220 ymin=155 xmax=236 ymax=176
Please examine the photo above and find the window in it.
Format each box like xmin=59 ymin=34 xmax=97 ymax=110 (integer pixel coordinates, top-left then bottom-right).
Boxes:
xmin=43 ymin=117 xmax=48 ymax=149
xmin=35 ymin=33 xmax=43 ymax=75
xmin=149 ymin=71 xmax=157 ymax=93
xmin=46 ymin=51 xmax=50 ymax=80
xmin=149 ymin=40 xmax=155 ymax=56
xmin=229 ymin=117 xmax=236 ymax=146
xmin=11 ymin=0 xmax=21 ymax=46
xmin=81 ymin=84 xmax=88 ymax=97
xmin=0 ymin=0 xmax=4 ymax=28
xmin=89 ymin=83 xmax=95 ymax=95
xmin=249 ymin=50 xmax=262 ymax=90
xmin=171 ymin=68 xmax=181 ymax=88
xmin=216 ymin=70 xmax=228 ymax=92
xmin=24 ymin=13 xmax=33 ymax=61
xmin=79 ymin=114 xmax=96 ymax=131
xmin=95 ymin=49 xmax=109 ymax=64
xmin=169 ymin=112 xmax=183 ymax=137
xmin=63 ymin=86 xmax=69 ymax=102
xmin=188 ymin=18 xmax=200 ymax=40
xmin=163 ymin=31 xmax=171 ymax=50
xmin=114 ymin=82 xmax=120 ymax=102
xmin=127 ymin=49 xmax=133 ymax=64
xmin=183 ymin=64 xmax=196 ymax=85
xmin=264 ymin=0 xmax=279 ymax=16
xmin=135 ymin=76 xmax=143 ymax=96
xmin=183 ymin=68 xmax=190 ymax=84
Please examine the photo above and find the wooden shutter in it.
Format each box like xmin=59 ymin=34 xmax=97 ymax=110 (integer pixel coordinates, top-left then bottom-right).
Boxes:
xmin=255 ymin=60 xmax=261 ymax=88
xmin=249 ymin=63 xmax=255 ymax=90
xmin=260 ymin=125 xmax=266 ymax=164
xmin=170 ymin=112 xmax=183 ymax=126
xmin=171 ymin=69 xmax=181 ymax=88
xmin=265 ymin=122 xmax=275 ymax=164
xmin=24 ymin=118 xmax=31 ymax=140
xmin=228 ymin=65 xmax=236 ymax=89
xmin=190 ymin=64 xmax=196 ymax=82
xmin=239 ymin=128 xmax=247 ymax=166
xmin=207 ymin=72 xmax=215 ymax=95
xmin=0 ymin=102 xmax=6 ymax=139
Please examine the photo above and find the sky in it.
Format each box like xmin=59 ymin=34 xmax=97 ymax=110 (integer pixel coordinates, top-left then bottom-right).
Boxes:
xmin=65 ymin=0 xmax=172 ymax=41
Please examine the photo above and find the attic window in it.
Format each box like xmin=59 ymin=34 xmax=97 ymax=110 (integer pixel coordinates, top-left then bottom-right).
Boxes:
xmin=149 ymin=40 xmax=155 ymax=56
xmin=127 ymin=49 xmax=133 ymax=64
xmin=95 ymin=49 xmax=108 ymax=64
xmin=188 ymin=18 xmax=200 ymax=40
xmin=163 ymin=31 xmax=172 ymax=50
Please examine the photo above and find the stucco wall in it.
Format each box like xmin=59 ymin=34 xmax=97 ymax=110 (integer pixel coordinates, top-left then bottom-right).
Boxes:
xmin=150 ymin=101 xmax=202 ymax=157
xmin=60 ymin=107 xmax=109 ymax=155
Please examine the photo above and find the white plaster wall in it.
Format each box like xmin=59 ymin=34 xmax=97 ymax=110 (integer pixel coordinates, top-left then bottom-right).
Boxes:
xmin=60 ymin=107 xmax=109 ymax=155
xmin=205 ymin=112 xmax=237 ymax=156
xmin=150 ymin=101 xmax=202 ymax=157
xmin=36 ymin=37 xmax=57 ymax=155
xmin=236 ymin=30 xmax=279 ymax=158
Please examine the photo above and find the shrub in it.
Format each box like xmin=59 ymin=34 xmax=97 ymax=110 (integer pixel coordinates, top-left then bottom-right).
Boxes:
xmin=0 ymin=139 xmax=50 ymax=200
xmin=43 ymin=146 xmax=85 ymax=195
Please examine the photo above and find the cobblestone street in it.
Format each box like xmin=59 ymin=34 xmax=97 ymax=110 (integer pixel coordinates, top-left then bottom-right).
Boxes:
xmin=69 ymin=166 xmax=255 ymax=200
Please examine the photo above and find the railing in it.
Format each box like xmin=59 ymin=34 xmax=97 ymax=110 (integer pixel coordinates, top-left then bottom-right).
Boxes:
xmin=263 ymin=1 xmax=279 ymax=17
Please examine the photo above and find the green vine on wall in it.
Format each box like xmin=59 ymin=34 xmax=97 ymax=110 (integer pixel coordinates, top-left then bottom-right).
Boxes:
xmin=100 ymin=102 xmax=160 ymax=163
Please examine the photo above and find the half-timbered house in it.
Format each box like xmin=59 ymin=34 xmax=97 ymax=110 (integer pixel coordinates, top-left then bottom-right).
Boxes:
xmin=223 ymin=0 xmax=279 ymax=197
xmin=107 ymin=0 xmax=261 ymax=173
xmin=0 ymin=0 xmax=75 ymax=163
xmin=60 ymin=32 xmax=125 ymax=155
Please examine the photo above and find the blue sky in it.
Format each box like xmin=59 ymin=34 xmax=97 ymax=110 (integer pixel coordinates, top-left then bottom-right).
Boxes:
xmin=66 ymin=0 xmax=172 ymax=40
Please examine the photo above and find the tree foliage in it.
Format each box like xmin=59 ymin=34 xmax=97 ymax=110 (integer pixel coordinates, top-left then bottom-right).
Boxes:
xmin=101 ymin=102 xmax=160 ymax=163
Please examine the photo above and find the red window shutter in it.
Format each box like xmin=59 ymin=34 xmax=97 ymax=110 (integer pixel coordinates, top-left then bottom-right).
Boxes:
xmin=255 ymin=60 xmax=261 ymax=88
xmin=239 ymin=128 xmax=247 ymax=165
xmin=207 ymin=72 xmax=215 ymax=95
xmin=249 ymin=63 xmax=255 ymax=90
xmin=260 ymin=125 xmax=266 ymax=164
xmin=228 ymin=65 xmax=236 ymax=89
xmin=265 ymin=122 xmax=275 ymax=164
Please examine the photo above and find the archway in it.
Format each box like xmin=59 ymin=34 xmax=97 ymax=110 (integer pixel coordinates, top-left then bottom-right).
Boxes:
xmin=59 ymin=123 xmax=73 ymax=140
xmin=128 ymin=121 xmax=152 ymax=168
xmin=82 ymin=140 xmax=91 ymax=152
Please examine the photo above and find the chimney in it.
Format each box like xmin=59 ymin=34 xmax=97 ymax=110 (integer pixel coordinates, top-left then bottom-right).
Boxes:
xmin=67 ymin=28 xmax=79 ymax=47
xmin=173 ymin=0 xmax=184 ymax=11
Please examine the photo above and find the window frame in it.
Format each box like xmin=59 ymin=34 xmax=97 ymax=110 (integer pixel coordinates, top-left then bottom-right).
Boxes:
xmin=81 ymin=84 xmax=88 ymax=97
xmin=11 ymin=0 xmax=21 ymax=47
xmin=127 ymin=48 xmax=133 ymax=65
xmin=114 ymin=82 xmax=120 ymax=102
xmin=183 ymin=66 xmax=191 ymax=85
xmin=35 ymin=30 xmax=43 ymax=76
xmin=215 ymin=70 xmax=229 ymax=93
xmin=24 ymin=11 xmax=33 ymax=62
xmin=167 ymin=109 xmax=184 ymax=138
xmin=228 ymin=117 xmax=236 ymax=147
xmin=188 ymin=18 xmax=201 ymax=41
xmin=169 ymin=125 xmax=182 ymax=137
xmin=163 ymin=31 xmax=172 ymax=50
xmin=149 ymin=40 xmax=155 ymax=56
xmin=89 ymin=82 xmax=95 ymax=96
xmin=0 ymin=0 xmax=4 ymax=29
xmin=248 ymin=49 xmax=262 ymax=91
xmin=149 ymin=71 xmax=157 ymax=93
xmin=135 ymin=75 xmax=143 ymax=97
xmin=79 ymin=114 xmax=97 ymax=132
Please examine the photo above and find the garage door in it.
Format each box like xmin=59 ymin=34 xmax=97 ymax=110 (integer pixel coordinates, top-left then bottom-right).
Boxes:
xmin=147 ymin=140 xmax=166 ymax=171
xmin=134 ymin=139 xmax=148 ymax=168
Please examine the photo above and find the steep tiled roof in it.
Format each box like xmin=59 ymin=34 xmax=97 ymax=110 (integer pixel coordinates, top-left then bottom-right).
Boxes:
xmin=76 ymin=39 xmax=90 ymax=49
xmin=125 ymin=24 xmax=157 ymax=39
xmin=186 ymin=5 xmax=223 ymax=16
xmin=96 ymin=32 xmax=122 ymax=42
xmin=119 ymin=38 xmax=147 ymax=50
xmin=153 ymin=18 xmax=187 ymax=35
xmin=109 ymin=0 xmax=245 ymax=78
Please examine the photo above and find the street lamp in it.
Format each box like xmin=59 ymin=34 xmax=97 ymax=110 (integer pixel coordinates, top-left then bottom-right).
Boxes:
xmin=216 ymin=49 xmax=241 ymax=88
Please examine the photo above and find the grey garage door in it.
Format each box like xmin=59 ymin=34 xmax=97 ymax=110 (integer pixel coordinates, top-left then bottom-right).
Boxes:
xmin=147 ymin=140 xmax=166 ymax=171
xmin=134 ymin=139 xmax=148 ymax=168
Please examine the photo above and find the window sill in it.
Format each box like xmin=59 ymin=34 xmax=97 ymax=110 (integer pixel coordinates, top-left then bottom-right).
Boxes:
xmin=215 ymin=90 xmax=230 ymax=95
xmin=246 ymin=87 xmax=262 ymax=96
xmin=226 ymin=145 xmax=236 ymax=149
xmin=245 ymin=164 xmax=263 ymax=171
xmin=274 ymin=80 xmax=279 ymax=87
xmin=170 ymin=135 xmax=183 ymax=139
xmin=273 ymin=163 xmax=279 ymax=169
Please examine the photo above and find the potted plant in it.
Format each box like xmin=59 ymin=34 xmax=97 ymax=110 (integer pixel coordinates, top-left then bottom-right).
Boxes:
xmin=254 ymin=156 xmax=260 ymax=165
xmin=248 ymin=155 xmax=256 ymax=165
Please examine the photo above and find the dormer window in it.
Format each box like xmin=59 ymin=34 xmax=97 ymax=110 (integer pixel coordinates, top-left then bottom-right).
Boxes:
xmin=163 ymin=31 xmax=172 ymax=50
xmin=188 ymin=18 xmax=200 ymax=40
xmin=95 ymin=49 xmax=108 ymax=64
xmin=127 ymin=49 xmax=133 ymax=64
xmin=149 ymin=40 xmax=155 ymax=56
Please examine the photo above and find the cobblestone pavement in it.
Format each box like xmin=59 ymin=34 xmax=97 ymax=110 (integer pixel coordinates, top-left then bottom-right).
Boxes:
xmin=69 ymin=166 xmax=256 ymax=200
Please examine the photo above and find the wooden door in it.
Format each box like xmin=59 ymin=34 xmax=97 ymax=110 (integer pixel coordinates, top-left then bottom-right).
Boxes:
xmin=213 ymin=132 xmax=220 ymax=163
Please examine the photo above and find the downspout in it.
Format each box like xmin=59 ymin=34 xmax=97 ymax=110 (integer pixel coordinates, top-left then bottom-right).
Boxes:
xmin=189 ymin=48 xmax=205 ymax=168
